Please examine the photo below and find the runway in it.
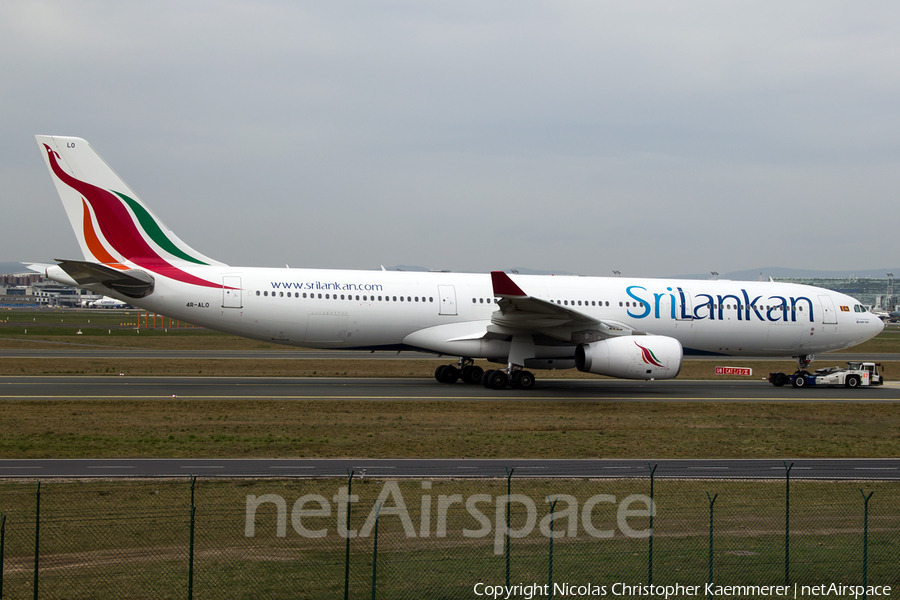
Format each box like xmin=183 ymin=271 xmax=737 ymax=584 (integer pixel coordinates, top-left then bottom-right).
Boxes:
xmin=1 ymin=458 xmax=899 ymax=479
xmin=2 ymin=375 xmax=899 ymax=402
xmin=0 ymin=459 xmax=900 ymax=480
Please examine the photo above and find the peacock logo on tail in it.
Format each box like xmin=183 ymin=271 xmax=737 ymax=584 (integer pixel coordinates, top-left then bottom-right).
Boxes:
xmin=43 ymin=144 xmax=222 ymax=289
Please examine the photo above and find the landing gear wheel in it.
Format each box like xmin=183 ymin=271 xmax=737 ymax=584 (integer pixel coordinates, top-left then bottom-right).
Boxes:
xmin=461 ymin=365 xmax=484 ymax=385
xmin=845 ymin=375 xmax=861 ymax=388
xmin=511 ymin=371 xmax=535 ymax=390
xmin=440 ymin=365 xmax=460 ymax=384
xmin=487 ymin=370 xmax=509 ymax=389
xmin=434 ymin=365 xmax=447 ymax=383
xmin=481 ymin=370 xmax=496 ymax=388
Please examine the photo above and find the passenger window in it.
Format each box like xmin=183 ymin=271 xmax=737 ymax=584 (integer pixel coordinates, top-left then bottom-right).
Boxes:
xmin=256 ymin=291 xmax=260 ymax=296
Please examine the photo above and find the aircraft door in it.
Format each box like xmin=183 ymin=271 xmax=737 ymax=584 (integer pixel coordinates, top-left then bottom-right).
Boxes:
xmin=222 ymin=276 xmax=242 ymax=308
xmin=438 ymin=285 xmax=457 ymax=316
xmin=818 ymin=295 xmax=838 ymax=325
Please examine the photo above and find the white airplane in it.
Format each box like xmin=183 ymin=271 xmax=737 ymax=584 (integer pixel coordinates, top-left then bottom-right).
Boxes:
xmin=34 ymin=135 xmax=884 ymax=389
xmin=88 ymin=295 xmax=129 ymax=309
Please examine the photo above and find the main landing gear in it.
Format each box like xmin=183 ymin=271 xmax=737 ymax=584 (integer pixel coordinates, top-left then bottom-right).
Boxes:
xmin=434 ymin=358 xmax=535 ymax=390
xmin=481 ymin=367 xmax=536 ymax=390
xmin=434 ymin=358 xmax=484 ymax=385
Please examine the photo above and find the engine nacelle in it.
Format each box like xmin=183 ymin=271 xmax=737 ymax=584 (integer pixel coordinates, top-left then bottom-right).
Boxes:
xmin=575 ymin=336 xmax=683 ymax=380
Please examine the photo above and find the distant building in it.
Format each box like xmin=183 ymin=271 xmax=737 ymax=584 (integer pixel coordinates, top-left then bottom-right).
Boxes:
xmin=0 ymin=272 xmax=93 ymax=307
xmin=0 ymin=273 xmax=42 ymax=286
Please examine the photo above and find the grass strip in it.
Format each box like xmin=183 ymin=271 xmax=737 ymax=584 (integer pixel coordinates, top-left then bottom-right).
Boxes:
xmin=0 ymin=399 xmax=898 ymax=459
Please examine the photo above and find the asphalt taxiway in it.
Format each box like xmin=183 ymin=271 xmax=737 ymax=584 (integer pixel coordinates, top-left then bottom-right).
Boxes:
xmin=2 ymin=375 xmax=899 ymax=402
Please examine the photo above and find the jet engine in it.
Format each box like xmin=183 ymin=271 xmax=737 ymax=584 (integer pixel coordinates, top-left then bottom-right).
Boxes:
xmin=575 ymin=335 xmax=683 ymax=380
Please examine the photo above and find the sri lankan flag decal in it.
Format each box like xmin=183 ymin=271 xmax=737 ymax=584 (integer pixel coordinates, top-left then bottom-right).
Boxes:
xmin=635 ymin=341 xmax=665 ymax=368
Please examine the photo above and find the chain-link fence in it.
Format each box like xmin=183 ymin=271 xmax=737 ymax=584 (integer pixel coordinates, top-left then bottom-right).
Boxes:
xmin=1 ymin=469 xmax=898 ymax=599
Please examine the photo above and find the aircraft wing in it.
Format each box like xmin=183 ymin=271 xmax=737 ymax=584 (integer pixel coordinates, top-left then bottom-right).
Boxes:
xmin=489 ymin=271 xmax=640 ymax=343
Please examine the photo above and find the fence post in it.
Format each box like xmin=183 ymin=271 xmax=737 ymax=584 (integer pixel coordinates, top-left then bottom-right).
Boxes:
xmin=706 ymin=492 xmax=717 ymax=600
xmin=860 ymin=489 xmax=874 ymax=600
xmin=784 ymin=462 xmax=793 ymax=586
xmin=188 ymin=475 xmax=196 ymax=600
xmin=547 ymin=499 xmax=558 ymax=600
xmin=33 ymin=481 xmax=40 ymax=600
xmin=648 ymin=463 xmax=657 ymax=586
xmin=370 ymin=502 xmax=382 ymax=600
xmin=505 ymin=467 xmax=514 ymax=588
xmin=344 ymin=469 xmax=355 ymax=600
xmin=1 ymin=512 xmax=6 ymax=599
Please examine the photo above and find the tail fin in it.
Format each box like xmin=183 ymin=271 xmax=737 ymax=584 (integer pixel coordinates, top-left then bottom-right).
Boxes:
xmin=36 ymin=135 xmax=226 ymax=270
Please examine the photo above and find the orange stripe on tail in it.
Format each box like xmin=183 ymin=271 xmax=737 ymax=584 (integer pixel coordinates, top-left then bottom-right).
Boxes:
xmin=82 ymin=199 xmax=128 ymax=270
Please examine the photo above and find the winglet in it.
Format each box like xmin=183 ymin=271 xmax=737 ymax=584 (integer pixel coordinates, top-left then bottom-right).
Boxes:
xmin=491 ymin=271 xmax=527 ymax=297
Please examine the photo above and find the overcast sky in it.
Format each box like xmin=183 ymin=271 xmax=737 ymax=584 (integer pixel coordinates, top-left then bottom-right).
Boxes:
xmin=2 ymin=1 xmax=898 ymax=277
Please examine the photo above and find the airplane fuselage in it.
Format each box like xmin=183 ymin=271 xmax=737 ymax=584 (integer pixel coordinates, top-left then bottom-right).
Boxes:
xmin=59 ymin=265 xmax=882 ymax=362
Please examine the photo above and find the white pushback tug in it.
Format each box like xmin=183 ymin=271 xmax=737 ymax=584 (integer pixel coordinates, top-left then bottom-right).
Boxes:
xmin=770 ymin=362 xmax=884 ymax=388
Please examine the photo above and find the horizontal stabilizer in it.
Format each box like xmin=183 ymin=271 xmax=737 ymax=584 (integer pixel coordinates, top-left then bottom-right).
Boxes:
xmin=55 ymin=259 xmax=155 ymax=298
xmin=26 ymin=262 xmax=55 ymax=274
